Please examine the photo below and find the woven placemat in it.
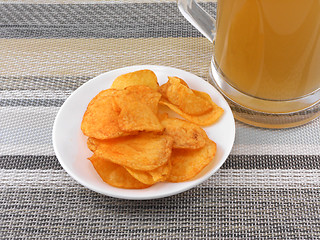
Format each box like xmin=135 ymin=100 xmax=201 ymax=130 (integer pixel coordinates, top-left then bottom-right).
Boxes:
xmin=0 ymin=1 xmax=319 ymax=239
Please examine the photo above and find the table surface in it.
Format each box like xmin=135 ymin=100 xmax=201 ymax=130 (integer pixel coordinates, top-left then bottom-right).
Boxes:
xmin=1 ymin=0 xmax=319 ymax=239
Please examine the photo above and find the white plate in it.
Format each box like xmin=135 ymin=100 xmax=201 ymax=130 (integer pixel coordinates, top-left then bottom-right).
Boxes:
xmin=52 ymin=65 xmax=235 ymax=200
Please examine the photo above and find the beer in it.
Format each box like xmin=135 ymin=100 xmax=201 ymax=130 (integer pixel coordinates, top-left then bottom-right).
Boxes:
xmin=214 ymin=0 xmax=320 ymax=100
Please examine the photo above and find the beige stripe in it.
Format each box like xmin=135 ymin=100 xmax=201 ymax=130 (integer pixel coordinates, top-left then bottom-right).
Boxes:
xmin=0 ymin=90 xmax=73 ymax=99
xmin=1 ymin=38 xmax=212 ymax=78
xmin=0 ymin=0 xmax=216 ymax=4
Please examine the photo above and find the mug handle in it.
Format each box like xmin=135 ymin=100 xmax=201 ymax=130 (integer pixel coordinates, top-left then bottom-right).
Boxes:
xmin=178 ymin=0 xmax=216 ymax=43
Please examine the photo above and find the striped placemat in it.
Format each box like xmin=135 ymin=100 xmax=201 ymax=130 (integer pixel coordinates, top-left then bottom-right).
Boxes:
xmin=0 ymin=1 xmax=319 ymax=239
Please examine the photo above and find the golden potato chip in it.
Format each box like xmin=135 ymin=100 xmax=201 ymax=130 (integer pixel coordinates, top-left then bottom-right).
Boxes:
xmin=111 ymin=69 xmax=159 ymax=90
xmin=158 ymin=76 xmax=188 ymax=94
xmin=167 ymin=138 xmax=217 ymax=182
xmin=159 ymin=90 xmax=224 ymax=126
xmin=160 ymin=115 xmax=207 ymax=149
xmin=159 ymin=76 xmax=212 ymax=115
xmin=125 ymin=160 xmax=171 ymax=185
xmin=92 ymin=133 xmax=173 ymax=171
xmin=114 ymin=89 xmax=163 ymax=132
xmin=124 ymin=85 xmax=161 ymax=114
xmin=81 ymin=89 xmax=135 ymax=139
xmin=89 ymin=154 xmax=150 ymax=189
xmin=87 ymin=137 xmax=97 ymax=152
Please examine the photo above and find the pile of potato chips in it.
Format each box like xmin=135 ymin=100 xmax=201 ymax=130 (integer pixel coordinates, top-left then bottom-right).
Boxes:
xmin=81 ymin=70 xmax=223 ymax=189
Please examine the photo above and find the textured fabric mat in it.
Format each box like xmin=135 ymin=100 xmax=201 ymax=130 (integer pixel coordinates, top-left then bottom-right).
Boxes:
xmin=0 ymin=1 xmax=319 ymax=239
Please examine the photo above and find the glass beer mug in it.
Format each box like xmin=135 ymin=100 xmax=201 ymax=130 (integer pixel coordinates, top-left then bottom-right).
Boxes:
xmin=178 ymin=0 xmax=320 ymax=128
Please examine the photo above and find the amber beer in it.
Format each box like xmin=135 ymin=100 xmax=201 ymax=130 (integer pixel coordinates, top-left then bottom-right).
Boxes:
xmin=214 ymin=0 xmax=320 ymax=101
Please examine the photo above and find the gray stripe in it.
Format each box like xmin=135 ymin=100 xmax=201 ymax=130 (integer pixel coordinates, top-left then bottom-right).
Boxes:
xmin=0 ymin=188 xmax=319 ymax=239
xmin=1 ymin=155 xmax=320 ymax=170
xmin=222 ymin=155 xmax=320 ymax=169
xmin=0 ymin=3 xmax=216 ymax=39
xmin=0 ymin=155 xmax=62 ymax=169
xmin=0 ymin=98 xmax=65 ymax=106
xmin=0 ymin=76 xmax=91 ymax=90
xmin=0 ymin=74 xmax=207 ymax=91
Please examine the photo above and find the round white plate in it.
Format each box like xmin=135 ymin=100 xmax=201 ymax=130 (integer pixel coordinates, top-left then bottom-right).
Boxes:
xmin=52 ymin=65 xmax=235 ymax=200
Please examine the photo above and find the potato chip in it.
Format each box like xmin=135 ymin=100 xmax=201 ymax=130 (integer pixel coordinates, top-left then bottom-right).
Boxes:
xmin=160 ymin=115 xmax=207 ymax=149
xmin=159 ymin=76 xmax=213 ymax=115
xmin=89 ymin=154 xmax=150 ymax=189
xmin=125 ymin=160 xmax=171 ymax=185
xmin=158 ymin=76 xmax=188 ymax=94
xmin=114 ymin=89 xmax=163 ymax=132
xmin=81 ymin=89 xmax=135 ymax=139
xmin=92 ymin=133 xmax=173 ymax=171
xmin=87 ymin=137 xmax=97 ymax=152
xmin=111 ymin=69 xmax=159 ymax=90
xmin=167 ymin=138 xmax=217 ymax=182
xmin=124 ymin=85 xmax=161 ymax=114
xmin=159 ymin=90 xmax=224 ymax=126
